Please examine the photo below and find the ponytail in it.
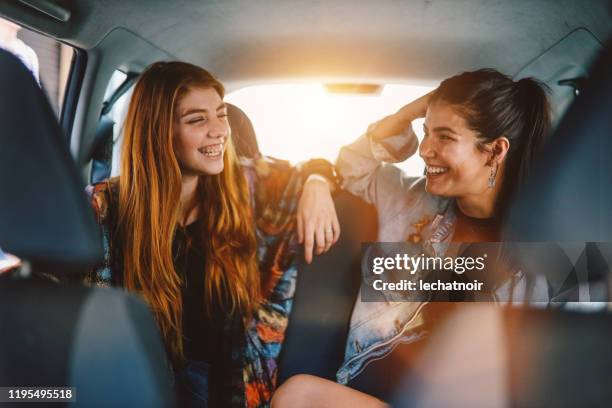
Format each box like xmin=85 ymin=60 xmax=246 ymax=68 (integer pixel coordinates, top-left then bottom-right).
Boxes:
xmin=506 ymin=78 xmax=551 ymax=204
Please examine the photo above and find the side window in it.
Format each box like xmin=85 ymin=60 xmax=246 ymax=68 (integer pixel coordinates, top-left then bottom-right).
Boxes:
xmin=102 ymin=70 xmax=134 ymax=177
xmin=226 ymin=84 xmax=433 ymax=176
xmin=0 ymin=17 xmax=74 ymax=117
xmin=90 ymin=70 xmax=135 ymax=184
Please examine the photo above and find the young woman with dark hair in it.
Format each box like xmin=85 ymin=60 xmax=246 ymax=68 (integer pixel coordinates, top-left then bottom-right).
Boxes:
xmin=85 ymin=61 xmax=340 ymax=407
xmin=271 ymin=69 xmax=552 ymax=407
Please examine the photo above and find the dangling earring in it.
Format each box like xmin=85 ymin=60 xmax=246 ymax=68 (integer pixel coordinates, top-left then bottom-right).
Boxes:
xmin=488 ymin=163 xmax=498 ymax=188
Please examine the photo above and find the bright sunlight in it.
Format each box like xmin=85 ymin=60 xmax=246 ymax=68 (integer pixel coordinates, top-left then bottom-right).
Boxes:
xmin=225 ymin=84 xmax=433 ymax=177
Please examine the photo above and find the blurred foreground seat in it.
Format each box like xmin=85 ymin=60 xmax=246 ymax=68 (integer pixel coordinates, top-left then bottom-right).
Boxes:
xmin=0 ymin=49 xmax=175 ymax=407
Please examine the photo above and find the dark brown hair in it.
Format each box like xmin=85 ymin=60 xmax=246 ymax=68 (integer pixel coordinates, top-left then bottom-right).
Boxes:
xmin=431 ymin=68 xmax=551 ymax=214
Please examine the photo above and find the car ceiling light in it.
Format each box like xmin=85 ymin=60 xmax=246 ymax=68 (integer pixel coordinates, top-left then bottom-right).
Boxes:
xmin=324 ymin=84 xmax=383 ymax=95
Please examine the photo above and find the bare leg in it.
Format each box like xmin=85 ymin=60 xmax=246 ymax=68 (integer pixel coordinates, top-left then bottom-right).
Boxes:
xmin=271 ymin=374 xmax=388 ymax=408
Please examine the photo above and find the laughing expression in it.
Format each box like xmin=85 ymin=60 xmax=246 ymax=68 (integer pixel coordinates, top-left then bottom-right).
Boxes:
xmin=173 ymin=87 xmax=229 ymax=176
xmin=419 ymin=101 xmax=491 ymax=198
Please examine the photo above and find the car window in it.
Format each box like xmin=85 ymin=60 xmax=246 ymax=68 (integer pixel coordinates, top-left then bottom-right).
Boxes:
xmin=102 ymin=70 xmax=134 ymax=177
xmin=0 ymin=17 xmax=74 ymax=117
xmin=226 ymin=83 xmax=434 ymax=176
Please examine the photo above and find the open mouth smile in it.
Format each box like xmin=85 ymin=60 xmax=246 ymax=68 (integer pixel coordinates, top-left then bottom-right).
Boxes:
xmin=425 ymin=165 xmax=449 ymax=177
xmin=197 ymin=143 xmax=224 ymax=158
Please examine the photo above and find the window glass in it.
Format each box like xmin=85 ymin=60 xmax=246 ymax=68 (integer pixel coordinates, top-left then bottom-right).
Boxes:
xmin=226 ymin=84 xmax=433 ymax=176
xmin=102 ymin=70 xmax=133 ymax=177
xmin=0 ymin=17 xmax=74 ymax=117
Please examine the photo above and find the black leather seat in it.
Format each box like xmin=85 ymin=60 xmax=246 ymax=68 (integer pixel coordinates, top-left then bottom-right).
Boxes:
xmin=277 ymin=193 xmax=378 ymax=383
xmin=0 ymin=49 xmax=175 ymax=407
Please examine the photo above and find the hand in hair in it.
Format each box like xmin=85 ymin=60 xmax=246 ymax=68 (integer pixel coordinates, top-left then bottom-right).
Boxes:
xmin=397 ymin=90 xmax=434 ymax=119
xmin=370 ymin=91 xmax=434 ymax=141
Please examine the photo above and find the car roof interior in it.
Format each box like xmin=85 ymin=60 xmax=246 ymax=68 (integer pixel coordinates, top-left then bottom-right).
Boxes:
xmin=1 ymin=0 xmax=610 ymax=167
xmin=3 ymin=0 xmax=611 ymax=84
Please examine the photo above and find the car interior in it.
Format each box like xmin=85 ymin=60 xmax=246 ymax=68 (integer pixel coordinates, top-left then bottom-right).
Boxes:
xmin=0 ymin=0 xmax=611 ymax=407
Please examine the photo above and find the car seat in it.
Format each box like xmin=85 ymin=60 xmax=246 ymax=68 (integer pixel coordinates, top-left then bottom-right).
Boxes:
xmin=277 ymin=192 xmax=378 ymax=382
xmin=0 ymin=49 xmax=175 ymax=407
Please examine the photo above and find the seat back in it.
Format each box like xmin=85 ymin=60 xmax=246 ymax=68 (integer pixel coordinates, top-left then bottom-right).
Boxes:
xmin=0 ymin=49 xmax=175 ymax=406
xmin=0 ymin=51 xmax=101 ymax=267
xmin=278 ymin=191 xmax=378 ymax=383
xmin=227 ymin=102 xmax=261 ymax=158
xmin=0 ymin=280 xmax=176 ymax=407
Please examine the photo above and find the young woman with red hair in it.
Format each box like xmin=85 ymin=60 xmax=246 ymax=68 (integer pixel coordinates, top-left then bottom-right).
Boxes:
xmin=86 ymin=61 xmax=339 ymax=407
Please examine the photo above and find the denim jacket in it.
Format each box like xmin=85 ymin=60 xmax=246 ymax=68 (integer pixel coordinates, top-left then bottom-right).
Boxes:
xmin=334 ymin=122 xmax=609 ymax=384
xmin=335 ymin=123 xmax=456 ymax=384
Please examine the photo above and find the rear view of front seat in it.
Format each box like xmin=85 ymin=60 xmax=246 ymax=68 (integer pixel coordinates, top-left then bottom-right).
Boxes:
xmin=0 ymin=49 xmax=175 ymax=407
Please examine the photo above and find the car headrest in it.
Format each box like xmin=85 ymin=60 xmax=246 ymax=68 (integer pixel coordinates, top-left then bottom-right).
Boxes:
xmin=227 ymin=103 xmax=261 ymax=158
xmin=0 ymin=49 xmax=103 ymax=268
xmin=504 ymin=40 xmax=612 ymax=242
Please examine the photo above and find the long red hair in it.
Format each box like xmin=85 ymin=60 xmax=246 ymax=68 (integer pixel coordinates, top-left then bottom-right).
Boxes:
xmin=117 ymin=61 xmax=260 ymax=364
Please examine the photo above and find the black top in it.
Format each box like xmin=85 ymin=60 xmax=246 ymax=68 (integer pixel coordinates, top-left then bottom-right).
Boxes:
xmin=452 ymin=209 xmax=501 ymax=243
xmin=173 ymin=221 xmax=226 ymax=363
xmin=102 ymin=186 xmax=239 ymax=406
xmin=174 ymin=222 xmax=242 ymax=406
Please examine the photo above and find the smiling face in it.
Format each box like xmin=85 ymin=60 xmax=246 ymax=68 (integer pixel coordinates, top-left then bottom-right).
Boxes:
xmin=173 ymin=86 xmax=229 ymax=176
xmin=419 ymin=101 xmax=493 ymax=198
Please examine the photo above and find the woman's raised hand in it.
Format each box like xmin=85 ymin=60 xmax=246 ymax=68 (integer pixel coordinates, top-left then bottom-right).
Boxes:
xmin=297 ymin=175 xmax=340 ymax=264
xmin=396 ymin=90 xmax=433 ymax=120
xmin=370 ymin=91 xmax=434 ymax=141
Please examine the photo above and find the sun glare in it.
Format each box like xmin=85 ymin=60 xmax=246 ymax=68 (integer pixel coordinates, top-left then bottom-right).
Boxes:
xmin=225 ymin=84 xmax=433 ymax=177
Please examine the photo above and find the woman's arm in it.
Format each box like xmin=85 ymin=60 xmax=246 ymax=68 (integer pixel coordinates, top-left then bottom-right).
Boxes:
xmin=83 ymin=182 xmax=115 ymax=288
xmin=246 ymin=156 xmax=340 ymax=265
xmin=368 ymin=92 xmax=431 ymax=142
xmin=297 ymin=174 xmax=340 ymax=264
xmin=335 ymin=93 xmax=431 ymax=215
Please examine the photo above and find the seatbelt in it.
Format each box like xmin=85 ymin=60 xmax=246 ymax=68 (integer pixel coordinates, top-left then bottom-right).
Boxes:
xmin=100 ymin=72 xmax=139 ymax=117
xmin=89 ymin=72 xmax=139 ymax=184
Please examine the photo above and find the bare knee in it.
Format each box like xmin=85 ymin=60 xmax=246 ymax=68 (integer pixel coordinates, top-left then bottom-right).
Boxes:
xmin=271 ymin=374 xmax=320 ymax=408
